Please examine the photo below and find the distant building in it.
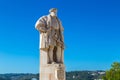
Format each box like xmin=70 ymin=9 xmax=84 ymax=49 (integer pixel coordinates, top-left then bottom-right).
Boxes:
xmin=31 ymin=78 xmax=37 ymax=80
xmin=98 ymin=72 xmax=105 ymax=75
xmin=94 ymin=79 xmax=103 ymax=80
xmin=91 ymin=73 xmax=96 ymax=76
xmin=73 ymin=75 xmax=75 ymax=79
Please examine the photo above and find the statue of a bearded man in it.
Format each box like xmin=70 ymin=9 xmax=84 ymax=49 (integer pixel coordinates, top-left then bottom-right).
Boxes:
xmin=35 ymin=8 xmax=64 ymax=64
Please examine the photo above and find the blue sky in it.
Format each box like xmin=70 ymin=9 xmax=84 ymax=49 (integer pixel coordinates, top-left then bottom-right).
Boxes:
xmin=0 ymin=0 xmax=120 ymax=73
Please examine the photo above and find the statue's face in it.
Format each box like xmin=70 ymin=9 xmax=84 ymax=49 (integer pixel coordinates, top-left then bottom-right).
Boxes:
xmin=50 ymin=12 xmax=57 ymax=17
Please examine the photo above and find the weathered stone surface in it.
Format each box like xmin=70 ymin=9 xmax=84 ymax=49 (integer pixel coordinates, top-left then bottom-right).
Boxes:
xmin=40 ymin=63 xmax=65 ymax=80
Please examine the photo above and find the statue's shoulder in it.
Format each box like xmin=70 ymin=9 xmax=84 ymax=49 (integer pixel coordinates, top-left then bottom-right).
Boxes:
xmin=39 ymin=15 xmax=48 ymax=21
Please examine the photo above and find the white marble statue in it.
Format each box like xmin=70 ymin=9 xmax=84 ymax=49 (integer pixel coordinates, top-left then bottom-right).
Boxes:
xmin=35 ymin=8 xmax=64 ymax=64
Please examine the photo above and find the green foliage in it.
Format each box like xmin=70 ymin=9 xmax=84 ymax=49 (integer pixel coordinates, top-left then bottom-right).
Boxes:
xmin=103 ymin=62 xmax=120 ymax=80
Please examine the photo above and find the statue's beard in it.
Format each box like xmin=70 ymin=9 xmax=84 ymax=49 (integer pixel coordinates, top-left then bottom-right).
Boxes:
xmin=50 ymin=12 xmax=57 ymax=17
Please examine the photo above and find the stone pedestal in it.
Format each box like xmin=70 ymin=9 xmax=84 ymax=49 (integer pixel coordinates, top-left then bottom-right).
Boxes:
xmin=40 ymin=50 xmax=66 ymax=80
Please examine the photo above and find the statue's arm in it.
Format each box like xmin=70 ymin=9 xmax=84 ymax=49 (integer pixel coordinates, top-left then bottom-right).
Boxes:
xmin=61 ymin=25 xmax=64 ymax=31
xmin=35 ymin=16 xmax=47 ymax=32
xmin=60 ymin=21 xmax=64 ymax=31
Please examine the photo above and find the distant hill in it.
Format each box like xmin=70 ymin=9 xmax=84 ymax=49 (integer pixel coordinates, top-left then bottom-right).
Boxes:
xmin=0 ymin=70 xmax=105 ymax=80
xmin=66 ymin=70 xmax=105 ymax=80
xmin=0 ymin=74 xmax=39 ymax=80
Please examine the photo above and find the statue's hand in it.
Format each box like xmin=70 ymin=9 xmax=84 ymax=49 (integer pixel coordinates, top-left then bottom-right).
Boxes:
xmin=47 ymin=26 xmax=53 ymax=32
xmin=47 ymin=28 xmax=51 ymax=33
xmin=57 ymin=40 xmax=64 ymax=47
xmin=42 ymin=24 xmax=45 ymax=27
xmin=51 ymin=26 xmax=54 ymax=29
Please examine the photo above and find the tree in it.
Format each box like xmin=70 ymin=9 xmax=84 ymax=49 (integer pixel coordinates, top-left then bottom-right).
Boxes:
xmin=103 ymin=62 xmax=120 ymax=80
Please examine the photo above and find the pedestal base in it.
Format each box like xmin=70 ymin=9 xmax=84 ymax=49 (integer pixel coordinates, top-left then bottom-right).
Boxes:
xmin=40 ymin=64 xmax=66 ymax=80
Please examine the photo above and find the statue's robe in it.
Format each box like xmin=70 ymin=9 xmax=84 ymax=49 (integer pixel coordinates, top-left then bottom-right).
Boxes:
xmin=35 ymin=15 xmax=64 ymax=49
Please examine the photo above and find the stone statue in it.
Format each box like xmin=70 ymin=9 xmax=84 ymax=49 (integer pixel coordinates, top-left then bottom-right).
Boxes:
xmin=35 ymin=8 xmax=64 ymax=64
xmin=35 ymin=8 xmax=66 ymax=80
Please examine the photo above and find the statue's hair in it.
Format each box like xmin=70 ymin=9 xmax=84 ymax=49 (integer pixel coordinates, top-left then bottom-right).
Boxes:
xmin=49 ymin=8 xmax=57 ymax=13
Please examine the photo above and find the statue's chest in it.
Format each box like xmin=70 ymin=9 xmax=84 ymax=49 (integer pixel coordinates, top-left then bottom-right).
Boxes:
xmin=51 ymin=18 xmax=59 ymax=30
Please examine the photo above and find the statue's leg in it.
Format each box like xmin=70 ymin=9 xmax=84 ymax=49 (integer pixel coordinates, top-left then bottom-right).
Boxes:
xmin=61 ymin=48 xmax=64 ymax=63
xmin=56 ymin=46 xmax=62 ymax=63
xmin=48 ymin=45 xmax=54 ymax=63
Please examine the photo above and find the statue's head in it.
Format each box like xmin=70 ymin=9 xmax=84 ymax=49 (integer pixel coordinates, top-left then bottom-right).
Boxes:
xmin=49 ymin=8 xmax=57 ymax=17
